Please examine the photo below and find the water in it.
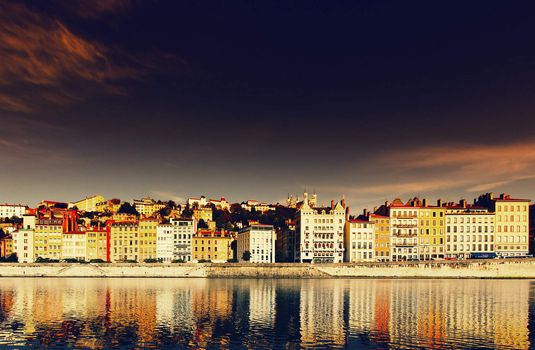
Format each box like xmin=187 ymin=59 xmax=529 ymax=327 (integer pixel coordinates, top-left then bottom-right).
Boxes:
xmin=0 ymin=278 xmax=533 ymax=349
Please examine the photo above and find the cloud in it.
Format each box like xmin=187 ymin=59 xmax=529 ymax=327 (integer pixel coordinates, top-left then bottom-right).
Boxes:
xmin=57 ymin=0 xmax=131 ymax=19
xmin=0 ymin=2 xmax=181 ymax=113
xmin=150 ymin=191 xmax=185 ymax=204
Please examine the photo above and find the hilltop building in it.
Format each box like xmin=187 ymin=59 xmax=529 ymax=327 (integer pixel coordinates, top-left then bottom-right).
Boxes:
xmin=237 ymin=224 xmax=276 ymax=263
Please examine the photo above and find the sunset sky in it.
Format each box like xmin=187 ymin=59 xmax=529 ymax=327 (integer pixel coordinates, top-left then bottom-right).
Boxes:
xmin=2 ymin=1 xmax=535 ymax=211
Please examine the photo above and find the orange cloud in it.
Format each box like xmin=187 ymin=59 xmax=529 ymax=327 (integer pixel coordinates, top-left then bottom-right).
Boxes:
xmin=0 ymin=2 xmax=179 ymax=113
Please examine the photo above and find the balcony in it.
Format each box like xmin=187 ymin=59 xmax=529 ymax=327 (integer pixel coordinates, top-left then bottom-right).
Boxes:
xmin=392 ymin=224 xmax=417 ymax=228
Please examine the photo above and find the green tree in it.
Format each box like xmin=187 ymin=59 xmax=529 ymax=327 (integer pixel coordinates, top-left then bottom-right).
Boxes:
xmin=242 ymin=250 xmax=251 ymax=261
xmin=198 ymin=219 xmax=208 ymax=229
xmin=118 ymin=203 xmax=139 ymax=216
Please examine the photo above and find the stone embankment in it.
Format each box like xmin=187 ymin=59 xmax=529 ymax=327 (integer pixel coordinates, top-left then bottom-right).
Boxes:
xmin=1 ymin=259 xmax=535 ymax=278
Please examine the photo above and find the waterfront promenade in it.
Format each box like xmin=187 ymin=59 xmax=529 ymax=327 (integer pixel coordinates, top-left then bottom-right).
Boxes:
xmin=1 ymin=259 xmax=535 ymax=278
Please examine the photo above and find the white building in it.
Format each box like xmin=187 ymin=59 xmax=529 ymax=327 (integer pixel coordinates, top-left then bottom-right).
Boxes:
xmin=69 ymin=195 xmax=104 ymax=212
xmin=344 ymin=219 xmax=375 ymax=262
xmin=295 ymin=198 xmax=346 ymax=263
xmin=157 ymin=218 xmax=195 ymax=263
xmin=445 ymin=205 xmax=495 ymax=259
xmin=157 ymin=224 xmax=174 ymax=263
xmin=0 ymin=204 xmax=27 ymax=219
xmin=12 ymin=229 xmax=34 ymax=263
xmin=389 ymin=201 xmax=419 ymax=261
xmin=61 ymin=232 xmax=87 ymax=260
xmin=241 ymin=200 xmax=275 ymax=213
xmin=237 ymin=224 xmax=276 ymax=263
xmin=188 ymin=196 xmax=230 ymax=210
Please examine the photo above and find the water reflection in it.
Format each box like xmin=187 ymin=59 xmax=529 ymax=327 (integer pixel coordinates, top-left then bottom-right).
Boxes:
xmin=0 ymin=278 xmax=532 ymax=349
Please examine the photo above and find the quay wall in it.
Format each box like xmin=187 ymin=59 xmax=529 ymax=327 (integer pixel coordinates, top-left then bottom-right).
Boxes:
xmin=1 ymin=259 xmax=535 ymax=278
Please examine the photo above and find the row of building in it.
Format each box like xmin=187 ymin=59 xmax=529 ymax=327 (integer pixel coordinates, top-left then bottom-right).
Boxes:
xmin=278 ymin=192 xmax=531 ymax=263
xmin=0 ymin=191 xmax=532 ymax=264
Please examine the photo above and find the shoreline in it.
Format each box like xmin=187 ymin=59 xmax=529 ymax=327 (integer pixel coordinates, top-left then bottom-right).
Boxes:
xmin=1 ymin=259 xmax=535 ymax=278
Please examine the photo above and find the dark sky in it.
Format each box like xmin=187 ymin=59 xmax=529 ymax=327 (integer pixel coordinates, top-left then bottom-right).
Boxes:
xmin=2 ymin=0 xmax=535 ymax=211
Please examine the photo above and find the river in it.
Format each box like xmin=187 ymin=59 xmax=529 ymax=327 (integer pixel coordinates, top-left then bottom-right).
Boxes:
xmin=0 ymin=278 xmax=532 ymax=349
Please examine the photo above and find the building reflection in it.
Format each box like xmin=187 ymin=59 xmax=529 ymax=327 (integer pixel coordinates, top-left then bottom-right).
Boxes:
xmin=0 ymin=278 xmax=531 ymax=349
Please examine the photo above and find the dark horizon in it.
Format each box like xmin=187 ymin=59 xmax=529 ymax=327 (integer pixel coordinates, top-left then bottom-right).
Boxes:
xmin=2 ymin=1 xmax=535 ymax=211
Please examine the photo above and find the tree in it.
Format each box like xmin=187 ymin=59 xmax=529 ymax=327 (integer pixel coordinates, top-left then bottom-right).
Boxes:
xmin=197 ymin=219 xmax=208 ymax=229
xmin=242 ymin=250 xmax=251 ymax=261
xmin=118 ymin=202 xmax=139 ymax=216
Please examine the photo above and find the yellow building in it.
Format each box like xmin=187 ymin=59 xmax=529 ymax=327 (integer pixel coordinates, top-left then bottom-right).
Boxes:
xmin=192 ymin=230 xmax=233 ymax=262
xmin=71 ymin=195 xmax=105 ymax=212
xmin=418 ymin=203 xmax=445 ymax=260
xmin=370 ymin=214 xmax=390 ymax=262
xmin=96 ymin=199 xmax=122 ymax=213
xmin=34 ymin=218 xmax=63 ymax=260
xmin=86 ymin=227 xmax=108 ymax=261
xmin=110 ymin=221 xmax=139 ymax=262
xmin=193 ymin=207 xmax=213 ymax=223
xmin=133 ymin=198 xmax=165 ymax=217
xmin=491 ymin=194 xmax=530 ymax=257
xmin=139 ymin=218 xmax=158 ymax=262
xmin=61 ymin=232 xmax=87 ymax=260
xmin=0 ymin=235 xmax=13 ymax=258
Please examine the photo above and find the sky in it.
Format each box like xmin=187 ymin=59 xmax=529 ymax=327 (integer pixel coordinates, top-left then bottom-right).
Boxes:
xmin=2 ymin=0 xmax=535 ymax=212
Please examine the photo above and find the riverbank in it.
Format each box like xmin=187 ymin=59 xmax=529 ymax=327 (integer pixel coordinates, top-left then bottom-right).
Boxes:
xmin=1 ymin=259 xmax=535 ymax=278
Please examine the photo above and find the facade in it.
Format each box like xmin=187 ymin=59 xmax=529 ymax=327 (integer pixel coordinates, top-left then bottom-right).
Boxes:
xmin=70 ymin=195 xmax=104 ymax=212
xmin=34 ymin=218 xmax=63 ymax=260
xmin=370 ymin=214 xmax=390 ymax=262
xmin=295 ymin=199 xmax=346 ymax=263
xmin=170 ymin=218 xmax=195 ymax=262
xmin=156 ymin=224 xmax=174 ymax=263
xmin=193 ymin=207 xmax=213 ymax=223
xmin=241 ymin=200 xmax=275 ymax=213
xmin=344 ymin=219 xmax=375 ymax=262
xmin=445 ymin=204 xmax=495 ymax=259
xmin=0 ymin=204 xmax=26 ymax=219
xmin=389 ymin=199 xmax=419 ymax=261
xmin=61 ymin=232 xmax=87 ymax=260
xmin=476 ymin=193 xmax=530 ymax=257
xmin=418 ymin=204 xmax=445 ymax=260
xmin=0 ymin=235 xmax=13 ymax=258
xmin=192 ymin=230 xmax=233 ymax=262
xmin=86 ymin=227 xmax=108 ymax=261
xmin=110 ymin=221 xmax=139 ymax=262
xmin=12 ymin=229 xmax=34 ymax=263
xmin=139 ymin=218 xmax=158 ymax=261
xmin=237 ymin=224 xmax=276 ymax=263
xmin=188 ymin=196 xmax=230 ymax=210
xmin=96 ymin=199 xmax=122 ymax=213
xmin=133 ymin=198 xmax=166 ymax=217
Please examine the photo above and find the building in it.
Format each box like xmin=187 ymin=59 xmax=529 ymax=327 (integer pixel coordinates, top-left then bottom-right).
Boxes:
xmin=295 ymin=198 xmax=346 ymax=263
xmin=476 ymin=193 xmax=530 ymax=257
xmin=139 ymin=218 xmax=158 ymax=262
xmin=417 ymin=200 xmax=445 ymax=260
xmin=193 ymin=207 xmax=213 ymax=223
xmin=276 ymin=221 xmax=296 ymax=262
xmin=156 ymin=224 xmax=174 ymax=263
xmin=241 ymin=200 xmax=275 ymax=213
xmin=12 ymin=229 xmax=34 ymax=263
xmin=170 ymin=218 xmax=195 ymax=262
xmin=61 ymin=231 xmax=87 ymax=260
xmin=445 ymin=203 xmax=495 ymax=259
xmin=344 ymin=218 xmax=375 ymax=262
xmin=389 ymin=199 xmax=419 ymax=261
xmin=34 ymin=218 xmax=63 ymax=260
xmin=0 ymin=204 xmax=27 ymax=219
xmin=70 ymin=195 xmax=104 ymax=212
xmin=237 ymin=224 xmax=276 ymax=263
xmin=109 ymin=221 xmax=139 ymax=262
xmin=192 ymin=230 xmax=233 ymax=262
xmin=369 ymin=214 xmax=390 ymax=262
xmin=0 ymin=235 xmax=13 ymax=258
xmin=86 ymin=227 xmax=108 ymax=261
xmin=133 ymin=198 xmax=166 ymax=217
xmin=188 ymin=196 xmax=231 ymax=211
xmin=96 ymin=198 xmax=122 ymax=213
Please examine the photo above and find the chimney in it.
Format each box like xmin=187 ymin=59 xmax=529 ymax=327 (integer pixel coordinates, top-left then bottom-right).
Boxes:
xmin=345 ymin=207 xmax=350 ymax=220
xmin=489 ymin=192 xmax=494 ymax=200
xmin=331 ymin=200 xmax=334 ymax=210
xmin=460 ymin=199 xmax=467 ymax=208
xmin=437 ymin=199 xmax=443 ymax=207
xmin=422 ymin=198 xmax=428 ymax=207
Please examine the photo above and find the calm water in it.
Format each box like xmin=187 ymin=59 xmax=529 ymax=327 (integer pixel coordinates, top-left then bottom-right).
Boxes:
xmin=0 ymin=278 xmax=533 ymax=349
